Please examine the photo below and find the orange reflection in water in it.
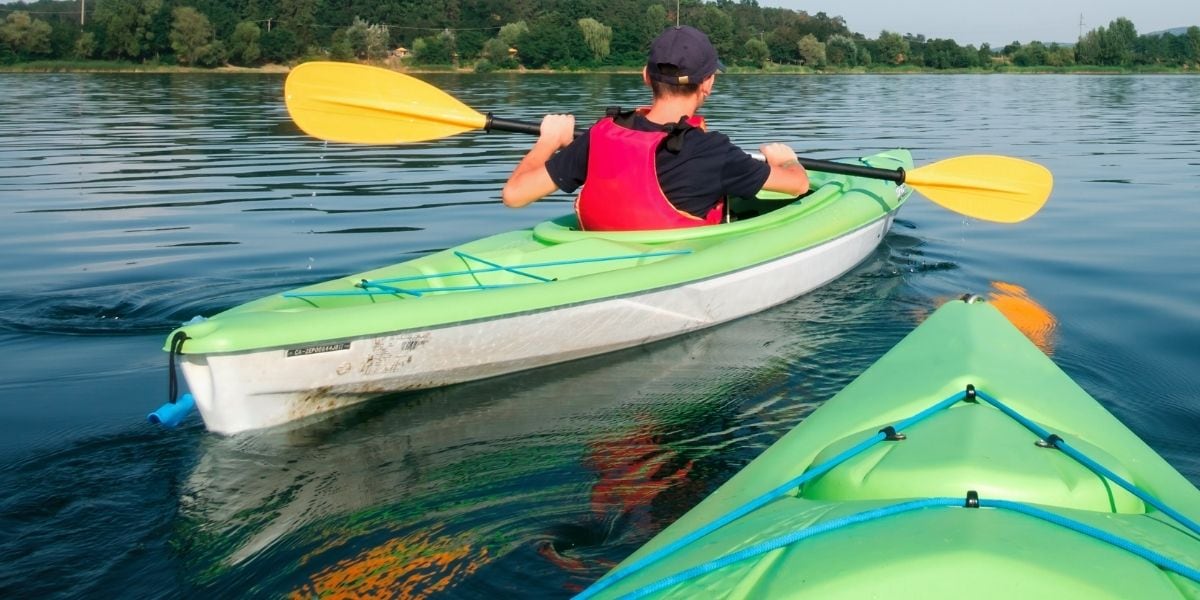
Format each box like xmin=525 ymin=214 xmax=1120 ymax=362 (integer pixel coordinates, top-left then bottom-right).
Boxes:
xmin=542 ymin=423 xmax=697 ymax=595
xmin=986 ymin=281 xmax=1057 ymax=354
xmin=924 ymin=283 xmax=1057 ymax=354
xmin=585 ymin=423 xmax=694 ymax=531
xmin=917 ymin=284 xmax=1057 ymax=354
xmin=290 ymin=526 xmax=488 ymax=600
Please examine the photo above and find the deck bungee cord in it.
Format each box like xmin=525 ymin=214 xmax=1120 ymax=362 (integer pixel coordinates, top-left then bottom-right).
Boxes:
xmin=608 ymin=496 xmax=1200 ymax=600
xmin=281 ymin=249 xmax=695 ymax=299
xmin=576 ymin=385 xmax=1200 ymax=599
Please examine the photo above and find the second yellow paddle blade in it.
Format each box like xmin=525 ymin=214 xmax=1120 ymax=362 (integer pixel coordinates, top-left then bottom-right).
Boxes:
xmin=284 ymin=62 xmax=488 ymax=144
xmin=905 ymin=155 xmax=1053 ymax=223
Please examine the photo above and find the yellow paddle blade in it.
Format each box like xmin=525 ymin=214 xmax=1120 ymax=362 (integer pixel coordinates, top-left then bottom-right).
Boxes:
xmin=284 ymin=62 xmax=489 ymax=144
xmin=905 ymin=155 xmax=1053 ymax=223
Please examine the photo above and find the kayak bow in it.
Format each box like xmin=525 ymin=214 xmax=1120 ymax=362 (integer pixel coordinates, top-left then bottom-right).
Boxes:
xmin=581 ymin=297 xmax=1200 ymax=599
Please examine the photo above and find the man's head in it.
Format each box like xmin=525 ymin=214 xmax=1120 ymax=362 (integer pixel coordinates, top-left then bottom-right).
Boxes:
xmin=645 ymin=26 xmax=723 ymax=98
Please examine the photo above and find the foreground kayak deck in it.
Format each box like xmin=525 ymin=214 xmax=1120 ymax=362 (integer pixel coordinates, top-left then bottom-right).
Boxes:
xmin=582 ymin=298 xmax=1200 ymax=599
xmin=164 ymin=150 xmax=912 ymax=435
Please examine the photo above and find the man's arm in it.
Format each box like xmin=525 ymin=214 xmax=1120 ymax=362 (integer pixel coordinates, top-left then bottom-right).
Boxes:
xmin=759 ymin=142 xmax=809 ymax=197
xmin=501 ymin=114 xmax=576 ymax=208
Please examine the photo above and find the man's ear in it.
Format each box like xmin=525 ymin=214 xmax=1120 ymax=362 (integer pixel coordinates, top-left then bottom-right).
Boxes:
xmin=700 ymin=75 xmax=715 ymax=97
xmin=642 ymin=66 xmax=650 ymax=87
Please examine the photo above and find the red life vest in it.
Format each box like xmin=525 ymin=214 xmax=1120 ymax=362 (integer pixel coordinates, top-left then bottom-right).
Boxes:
xmin=575 ymin=111 xmax=725 ymax=231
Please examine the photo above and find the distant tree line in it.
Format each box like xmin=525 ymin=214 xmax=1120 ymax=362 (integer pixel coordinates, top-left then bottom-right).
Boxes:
xmin=2 ymin=0 xmax=1198 ymax=71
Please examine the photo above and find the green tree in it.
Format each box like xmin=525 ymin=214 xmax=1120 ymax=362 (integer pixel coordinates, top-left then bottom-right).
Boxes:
xmin=517 ymin=12 xmax=587 ymax=69
xmin=825 ymin=34 xmax=857 ymax=66
xmin=279 ymin=0 xmax=318 ymax=48
xmin=743 ymin=37 xmax=769 ymax=67
xmin=413 ymin=30 xmax=454 ymax=65
xmin=0 ymin=11 xmax=53 ymax=58
xmin=796 ymin=33 xmax=825 ymax=67
xmin=978 ymin=42 xmax=993 ymax=67
xmin=261 ymin=27 xmax=298 ymax=63
xmin=74 ymin=31 xmax=97 ymax=59
xmin=766 ymin=25 xmax=800 ymax=64
xmin=482 ymin=37 xmax=517 ymax=68
xmin=857 ymin=46 xmax=872 ymax=66
xmin=641 ymin=5 xmax=669 ymax=43
xmin=1012 ymin=40 xmax=1047 ymax=66
xmin=795 ymin=11 xmax=850 ymax=41
xmin=924 ymin=38 xmax=968 ymax=68
xmin=329 ymin=31 xmax=353 ymax=60
xmin=456 ymin=29 xmax=487 ymax=61
xmin=228 ymin=21 xmax=262 ymax=65
xmin=499 ymin=21 xmax=529 ymax=47
xmin=1135 ymin=33 xmax=1168 ymax=65
xmin=1076 ymin=29 xmax=1101 ymax=64
xmin=170 ymin=6 xmax=221 ymax=66
xmin=903 ymin=33 xmax=926 ymax=65
xmin=693 ymin=5 xmax=734 ymax=59
xmin=93 ymin=0 xmax=164 ymax=60
xmin=1045 ymin=43 xmax=1075 ymax=67
xmin=875 ymin=30 xmax=908 ymax=65
xmin=1188 ymin=26 xmax=1200 ymax=65
xmin=577 ymin=17 xmax=612 ymax=64
xmin=1099 ymin=17 xmax=1136 ymax=65
xmin=339 ymin=17 xmax=389 ymax=60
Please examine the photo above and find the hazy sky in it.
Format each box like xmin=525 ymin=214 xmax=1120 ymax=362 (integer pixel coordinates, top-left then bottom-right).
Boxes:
xmin=771 ymin=0 xmax=1198 ymax=45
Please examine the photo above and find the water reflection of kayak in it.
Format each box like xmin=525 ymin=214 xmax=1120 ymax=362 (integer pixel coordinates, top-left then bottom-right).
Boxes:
xmin=174 ymin=292 xmax=878 ymax=595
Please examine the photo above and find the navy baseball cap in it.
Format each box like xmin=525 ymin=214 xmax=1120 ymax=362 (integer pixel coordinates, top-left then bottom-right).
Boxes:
xmin=646 ymin=26 xmax=725 ymax=85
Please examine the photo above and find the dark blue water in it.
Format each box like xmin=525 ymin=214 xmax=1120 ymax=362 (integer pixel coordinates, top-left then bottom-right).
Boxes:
xmin=1 ymin=73 xmax=1197 ymax=598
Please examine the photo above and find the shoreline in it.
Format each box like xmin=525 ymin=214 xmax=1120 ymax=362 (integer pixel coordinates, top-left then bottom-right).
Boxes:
xmin=0 ymin=60 xmax=1194 ymax=76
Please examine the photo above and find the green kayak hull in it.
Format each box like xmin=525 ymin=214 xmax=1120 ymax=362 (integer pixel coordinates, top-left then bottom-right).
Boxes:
xmin=585 ymin=298 xmax=1200 ymax=599
xmin=162 ymin=151 xmax=913 ymax=434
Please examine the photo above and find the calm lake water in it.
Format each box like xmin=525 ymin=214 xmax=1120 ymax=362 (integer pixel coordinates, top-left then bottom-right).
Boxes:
xmin=1 ymin=72 xmax=1197 ymax=597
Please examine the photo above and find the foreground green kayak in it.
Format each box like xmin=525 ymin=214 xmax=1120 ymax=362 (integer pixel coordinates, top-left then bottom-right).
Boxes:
xmin=580 ymin=297 xmax=1200 ymax=599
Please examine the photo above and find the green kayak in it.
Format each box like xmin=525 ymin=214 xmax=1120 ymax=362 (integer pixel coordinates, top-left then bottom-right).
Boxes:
xmin=161 ymin=150 xmax=912 ymax=435
xmin=580 ymin=297 xmax=1200 ymax=599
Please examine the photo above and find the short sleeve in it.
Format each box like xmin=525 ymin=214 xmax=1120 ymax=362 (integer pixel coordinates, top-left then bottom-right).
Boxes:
xmin=719 ymin=143 xmax=771 ymax=199
xmin=545 ymin=134 xmax=591 ymax=194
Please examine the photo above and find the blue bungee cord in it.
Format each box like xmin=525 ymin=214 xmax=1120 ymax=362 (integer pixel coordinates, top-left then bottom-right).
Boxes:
xmin=613 ymin=498 xmax=960 ymax=600
xmin=611 ymin=497 xmax=1200 ymax=600
xmin=575 ymin=385 xmax=1200 ymax=599
xmin=975 ymin=389 xmax=1200 ymax=537
xmin=572 ymin=389 xmax=967 ymax=600
xmin=980 ymin=499 xmax=1200 ymax=582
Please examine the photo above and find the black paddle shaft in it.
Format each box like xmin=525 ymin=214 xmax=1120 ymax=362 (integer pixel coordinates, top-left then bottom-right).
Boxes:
xmin=485 ymin=114 xmax=544 ymax=136
xmin=485 ymin=114 xmax=585 ymax=139
xmin=483 ymin=113 xmax=906 ymax=183
xmin=795 ymin=157 xmax=906 ymax=184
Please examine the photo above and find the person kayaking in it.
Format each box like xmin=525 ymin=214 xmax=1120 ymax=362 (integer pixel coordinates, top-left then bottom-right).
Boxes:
xmin=500 ymin=25 xmax=810 ymax=231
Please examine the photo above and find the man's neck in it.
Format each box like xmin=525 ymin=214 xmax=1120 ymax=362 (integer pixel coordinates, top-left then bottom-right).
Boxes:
xmin=643 ymin=94 xmax=703 ymax=126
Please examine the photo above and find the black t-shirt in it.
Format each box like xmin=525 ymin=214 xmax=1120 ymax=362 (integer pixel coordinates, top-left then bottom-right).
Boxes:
xmin=545 ymin=114 xmax=771 ymax=218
